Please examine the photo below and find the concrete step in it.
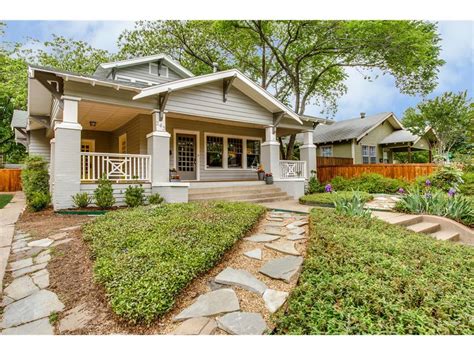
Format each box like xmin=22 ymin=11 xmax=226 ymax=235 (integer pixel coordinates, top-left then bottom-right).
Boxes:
xmin=239 ymin=196 xmax=294 ymax=204
xmin=189 ymin=187 xmax=283 ymax=197
xmin=407 ymin=222 xmax=441 ymax=234
xmin=189 ymin=185 xmax=277 ymax=195
xmin=430 ymin=230 xmax=460 ymax=242
xmin=189 ymin=191 xmax=289 ymax=201
xmin=388 ymin=215 xmax=423 ymax=226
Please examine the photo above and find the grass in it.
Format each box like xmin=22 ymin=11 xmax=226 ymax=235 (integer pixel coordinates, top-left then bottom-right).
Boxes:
xmin=0 ymin=194 xmax=14 ymax=208
xmin=300 ymin=191 xmax=373 ymax=206
xmin=82 ymin=201 xmax=265 ymax=324
xmin=273 ymin=208 xmax=474 ymax=335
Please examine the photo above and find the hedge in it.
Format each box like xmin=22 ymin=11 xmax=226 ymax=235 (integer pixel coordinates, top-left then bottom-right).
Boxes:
xmin=273 ymin=209 xmax=474 ymax=335
xmin=329 ymin=173 xmax=408 ymax=194
xmin=82 ymin=201 xmax=265 ymax=324
xmin=299 ymin=191 xmax=373 ymax=206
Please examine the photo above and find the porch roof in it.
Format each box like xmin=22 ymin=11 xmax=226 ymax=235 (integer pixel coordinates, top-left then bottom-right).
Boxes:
xmin=380 ymin=129 xmax=419 ymax=145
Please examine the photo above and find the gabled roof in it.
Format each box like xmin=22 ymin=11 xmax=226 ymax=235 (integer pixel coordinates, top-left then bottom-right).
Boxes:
xmin=11 ymin=110 xmax=28 ymax=129
xmin=379 ymin=129 xmax=418 ymax=145
xmin=313 ymin=112 xmax=403 ymax=144
xmin=94 ymin=54 xmax=194 ymax=79
xmin=300 ymin=114 xmax=335 ymax=125
xmin=133 ymin=69 xmax=303 ymax=124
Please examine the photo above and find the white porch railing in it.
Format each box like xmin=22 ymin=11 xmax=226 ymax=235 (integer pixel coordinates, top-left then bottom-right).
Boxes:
xmin=80 ymin=152 xmax=151 ymax=182
xmin=279 ymin=160 xmax=307 ymax=180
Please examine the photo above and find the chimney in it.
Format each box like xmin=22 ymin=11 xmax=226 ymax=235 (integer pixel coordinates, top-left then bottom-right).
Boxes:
xmin=212 ymin=62 xmax=218 ymax=73
xmin=360 ymin=112 xmax=366 ymax=119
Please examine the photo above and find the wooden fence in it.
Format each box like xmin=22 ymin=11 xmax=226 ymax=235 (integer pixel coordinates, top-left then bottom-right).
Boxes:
xmin=0 ymin=169 xmax=22 ymax=192
xmin=317 ymin=163 xmax=437 ymax=183
xmin=317 ymin=156 xmax=354 ymax=167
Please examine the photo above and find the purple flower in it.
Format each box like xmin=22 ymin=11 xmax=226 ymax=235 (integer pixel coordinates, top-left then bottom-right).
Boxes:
xmin=325 ymin=184 xmax=332 ymax=193
xmin=425 ymin=179 xmax=432 ymax=187
xmin=398 ymin=187 xmax=405 ymax=194
xmin=448 ymin=188 xmax=456 ymax=197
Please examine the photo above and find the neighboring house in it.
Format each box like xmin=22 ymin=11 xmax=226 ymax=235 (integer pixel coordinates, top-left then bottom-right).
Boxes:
xmin=312 ymin=112 xmax=437 ymax=164
xmin=14 ymin=54 xmax=319 ymax=209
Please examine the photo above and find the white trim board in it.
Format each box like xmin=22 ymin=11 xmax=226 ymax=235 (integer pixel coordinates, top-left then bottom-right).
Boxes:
xmin=173 ymin=129 xmax=201 ymax=181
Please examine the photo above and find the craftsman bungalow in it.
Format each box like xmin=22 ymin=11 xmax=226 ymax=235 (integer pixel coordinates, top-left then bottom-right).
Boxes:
xmin=13 ymin=54 xmax=323 ymax=209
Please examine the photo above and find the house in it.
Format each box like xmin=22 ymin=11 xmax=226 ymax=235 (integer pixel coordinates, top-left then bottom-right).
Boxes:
xmin=13 ymin=54 xmax=319 ymax=209
xmin=313 ymin=112 xmax=437 ymax=164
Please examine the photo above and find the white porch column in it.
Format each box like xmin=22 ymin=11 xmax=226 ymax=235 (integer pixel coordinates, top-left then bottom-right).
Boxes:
xmin=300 ymin=130 xmax=316 ymax=179
xmin=53 ymin=96 xmax=82 ymax=210
xmin=147 ymin=110 xmax=170 ymax=185
xmin=261 ymin=126 xmax=280 ymax=177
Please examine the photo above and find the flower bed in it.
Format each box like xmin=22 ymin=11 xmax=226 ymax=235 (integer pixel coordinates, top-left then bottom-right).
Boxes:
xmin=273 ymin=209 xmax=474 ymax=335
xmin=299 ymin=191 xmax=373 ymax=206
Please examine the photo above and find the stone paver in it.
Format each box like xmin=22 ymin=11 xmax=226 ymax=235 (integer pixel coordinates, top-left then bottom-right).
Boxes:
xmin=263 ymin=289 xmax=288 ymax=313
xmin=287 ymin=220 xmax=308 ymax=228
xmin=12 ymin=233 xmax=30 ymax=241
xmin=27 ymin=238 xmax=54 ymax=248
xmin=171 ymin=317 xmax=213 ymax=335
xmin=287 ymin=234 xmax=306 ymax=241
xmin=259 ymin=256 xmax=303 ymax=283
xmin=263 ymin=227 xmax=286 ymax=236
xmin=243 ymin=248 xmax=262 ymax=260
xmin=31 ymin=269 xmax=50 ymax=289
xmin=174 ymin=289 xmax=240 ymax=321
xmin=289 ymin=227 xmax=305 ymax=235
xmin=264 ymin=240 xmax=300 ymax=256
xmin=60 ymin=225 xmax=81 ymax=231
xmin=11 ymin=240 xmax=27 ymax=250
xmin=8 ymin=257 xmax=33 ymax=271
xmin=217 ymin=312 xmax=267 ymax=335
xmin=215 ymin=267 xmax=267 ymax=295
xmin=264 ymin=221 xmax=288 ymax=227
xmin=0 ymin=226 xmax=15 ymax=248
xmin=51 ymin=238 xmax=73 ymax=247
xmin=266 ymin=217 xmax=283 ymax=222
xmin=34 ymin=253 xmax=51 ymax=264
xmin=1 ymin=318 xmax=54 ymax=335
xmin=48 ymin=232 xmax=68 ymax=241
xmin=1 ymin=296 xmax=15 ymax=307
xmin=58 ymin=303 xmax=94 ymax=333
xmin=11 ymin=262 xmax=47 ymax=278
xmin=4 ymin=275 xmax=39 ymax=300
xmin=244 ymin=234 xmax=280 ymax=243
xmin=1 ymin=289 xmax=65 ymax=328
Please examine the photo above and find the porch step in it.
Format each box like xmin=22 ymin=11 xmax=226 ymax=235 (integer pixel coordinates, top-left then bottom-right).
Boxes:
xmin=429 ymin=230 xmax=460 ymax=242
xmin=388 ymin=215 xmax=423 ymax=226
xmin=189 ymin=186 xmax=283 ymax=197
xmin=407 ymin=222 xmax=441 ymax=234
xmin=190 ymin=191 xmax=289 ymax=202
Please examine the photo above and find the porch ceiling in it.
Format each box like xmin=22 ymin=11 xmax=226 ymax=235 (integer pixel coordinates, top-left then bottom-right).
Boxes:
xmin=78 ymin=101 xmax=149 ymax=131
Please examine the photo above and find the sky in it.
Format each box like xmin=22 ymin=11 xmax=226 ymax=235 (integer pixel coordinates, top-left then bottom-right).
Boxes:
xmin=2 ymin=20 xmax=473 ymax=121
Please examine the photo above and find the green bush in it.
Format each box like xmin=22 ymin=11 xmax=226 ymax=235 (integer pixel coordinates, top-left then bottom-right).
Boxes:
xmin=414 ymin=165 xmax=464 ymax=192
xmin=21 ymin=155 xmax=50 ymax=210
xmin=28 ymin=191 xmax=51 ymax=212
xmin=300 ymin=191 xmax=373 ymax=205
xmin=124 ymin=185 xmax=146 ymax=207
xmin=273 ymin=209 xmax=474 ymax=334
xmin=72 ymin=192 xmax=92 ymax=208
xmin=306 ymin=175 xmax=324 ymax=194
xmin=148 ymin=193 xmax=164 ymax=205
xmin=333 ymin=192 xmax=372 ymax=218
xmin=93 ymin=176 xmax=116 ymax=209
xmin=460 ymin=172 xmax=474 ymax=196
xmin=329 ymin=173 xmax=407 ymax=194
xmin=395 ymin=188 xmax=474 ymax=227
xmin=82 ymin=201 xmax=265 ymax=323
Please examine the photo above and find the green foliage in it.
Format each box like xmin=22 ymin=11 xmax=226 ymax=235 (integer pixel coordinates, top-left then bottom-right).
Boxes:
xmin=393 ymin=151 xmax=429 ymax=163
xmin=333 ymin=191 xmax=372 ymax=218
xmin=395 ymin=188 xmax=474 ymax=227
xmin=28 ymin=191 xmax=51 ymax=212
xmin=82 ymin=201 xmax=265 ymax=323
xmin=0 ymin=194 xmax=13 ymax=209
xmin=93 ymin=176 xmax=115 ymax=209
xmin=306 ymin=175 xmax=324 ymax=194
xmin=273 ymin=209 xmax=474 ymax=334
xmin=459 ymin=172 xmax=474 ymax=196
xmin=300 ymin=191 xmax=373 ymax=205
xmin=414 ymin=165 xmax=464 ymax=192
xmin=72 ymin=192 xmax=92 ymax=209
xmin=329 ymin=173 xmax=407 ymax=194
xmin=148 ymin=193 xmax=165 ymax=205
xmin=21 ymin=155 xmax=50 ymax=210
xmin=124 ymin=185 xmax=146 ymax=208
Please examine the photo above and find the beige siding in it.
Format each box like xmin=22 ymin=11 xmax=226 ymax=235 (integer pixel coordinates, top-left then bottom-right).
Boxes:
xmin=166 ymin=82 xmax=273 ymax=125
xmin=116 ymin=63 xmax=183 ymax=84
xmin=81 ymin=130 xmax=113 ymax=153
xmin=356 ymin=122 xmax=395 ymax=164
xmin=111 ymin=114 xmax=150 ymax=154
xmin=413 ymin=136 xmax=430 ymax=150
xmin=28 ymin=129 xmax=50 ymax=163
xmin=317 ymin=142 xmax=353 ymax=159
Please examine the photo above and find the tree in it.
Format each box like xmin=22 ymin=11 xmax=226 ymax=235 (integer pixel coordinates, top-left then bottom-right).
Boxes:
xmin=402 ymin=91 xmax=473 ymax=159
xmin=119 ymin=20 xmax=444 ymax=158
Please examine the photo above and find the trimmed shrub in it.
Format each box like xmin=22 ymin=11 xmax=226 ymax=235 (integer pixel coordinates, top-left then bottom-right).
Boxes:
xmin=300 ymin=191 xmax=373 ymax=205
xmin=93 ymin=176 xmax=115 ymax=209
xmin=148 ymin=193 xmax=165 ymax=205
xmin=82 ymin=201 xmax=265 ymax=324
xmin=21 ymin=156 xmax=50 ymax=211
xmin=273 ymin=209 xmax=474 ymax=334
xmin=306 ymin=175 xmax=324 ymax=194
xmin=124 ymin=185 xmax=146 ymax=207
xmin=72 ymin=192 xmax=92 ymax=208
xmin=329 ymin=173 xmax=407 ymax=194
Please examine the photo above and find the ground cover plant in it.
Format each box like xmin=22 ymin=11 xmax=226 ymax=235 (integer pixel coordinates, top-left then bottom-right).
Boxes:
xmin=273 ymin=209 xmax=474 ymax=335
xmin=300 ymin=191 xmax=373 ymax=205
xmin=82 ymin=201 xmax=265 ymax=324
xmin=0 ymin=194 xmax=13 ymax=208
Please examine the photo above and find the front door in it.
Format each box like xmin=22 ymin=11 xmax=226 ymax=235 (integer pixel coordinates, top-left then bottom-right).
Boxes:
xmin=176 ymin=134 xmax=197 ymax=180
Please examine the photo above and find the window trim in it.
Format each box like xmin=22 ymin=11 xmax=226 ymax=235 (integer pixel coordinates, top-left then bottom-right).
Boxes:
xmin=149 ymin=63 xmax=169 ymax=78
xmin=204 ymin=132 xmax=262 ymax=171
xmin=362 ymin=144 xmax=377 ymax=164
xmin=320 ymin=145 xmax=333 ymax=157
xmin=115 ymin=74 xmax=159 ymax=86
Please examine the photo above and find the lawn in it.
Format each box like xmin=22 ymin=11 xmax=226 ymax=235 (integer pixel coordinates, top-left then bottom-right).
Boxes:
xmin=0 ymin=194 xmax=14 ymax=208
xmin=82 ymin=201 xmax=265 ymax=324
xmin=273 ymin=208 xmax=474 ymax=335
xmin=300 ymin=191 xmax=373 ymax=206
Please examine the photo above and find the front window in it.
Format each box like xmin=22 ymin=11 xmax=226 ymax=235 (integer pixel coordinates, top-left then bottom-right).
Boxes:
xmin=362 ymin=145 xmax=376 ymax=164
xmin=206 ymin=136 xmax=224 ymax=168
xmin=321 ymin=146 xmax=333 ymax=157
xmin=227 ymin=138 xmax=243 ymax=168
xmin=246 ymin=140 xmax=261 ymax=169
